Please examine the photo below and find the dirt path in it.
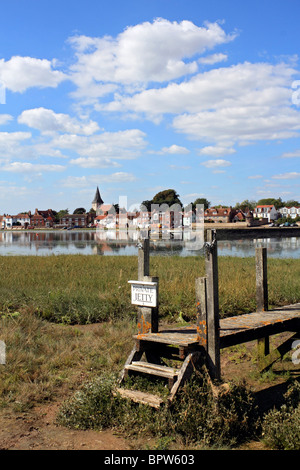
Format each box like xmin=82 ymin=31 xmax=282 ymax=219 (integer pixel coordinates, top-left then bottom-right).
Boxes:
xmin=0 ymin=401 xmax=130 ymax=450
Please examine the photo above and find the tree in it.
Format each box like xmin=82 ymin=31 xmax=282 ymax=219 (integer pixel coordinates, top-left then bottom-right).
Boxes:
xmin=140 ymin=200 xmax=152 ymax=211
xmin=284 ymin=200 xmax=300 ymax=207
xmin=152 ymin=189 xmax=182 ymax=207
xmin=74 ymin=207 xmax=86 ymax=214
xmin=235 ymin=200 xmax=256 ymax=212
xmin=192 ymin=198 xmax=210 ymax=210
xmin=257 ymin=198 xmax=284 ymax=209
xmin=56 ymin=209 xmax=69 ymax=221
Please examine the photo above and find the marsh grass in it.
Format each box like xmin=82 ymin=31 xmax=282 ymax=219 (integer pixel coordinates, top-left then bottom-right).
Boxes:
xmin=0 ymin=311 xmax=135 ymax=410
xmin=0 ymin=255 xmax=299 ymax=324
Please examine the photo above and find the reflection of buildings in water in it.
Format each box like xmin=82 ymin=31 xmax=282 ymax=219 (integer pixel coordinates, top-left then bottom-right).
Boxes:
xmin=1 ymin=229 xmax=300 ymax=257
xmin=217 ymin=237 xmax=300 ymax=257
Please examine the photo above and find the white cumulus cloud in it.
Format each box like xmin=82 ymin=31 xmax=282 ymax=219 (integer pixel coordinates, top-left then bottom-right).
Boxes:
xmin=18 ymin=107 xmax=99 ymax=135
xmin=0 ymin=56 xmax=67 ymax=93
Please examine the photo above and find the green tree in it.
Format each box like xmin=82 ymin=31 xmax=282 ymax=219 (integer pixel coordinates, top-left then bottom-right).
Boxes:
xmin=257 ymin=197 xmax=284 ymax=209
xmin=193 ymin=198 xmax=210 ymax=210
xmin=74 ymin=207 xmax=86 ymax=214
xmin=235 ymin=200 xmax=256 ymax=212
xmin=140 ymin=200 xmax=152 ymax=211
xmin=284 ymin=200 xmax=300 ymax=207
xmin=56 ymin=209 xmax=69 ymax=222
xmin=152 ymin=189 xmax=182 ymax=207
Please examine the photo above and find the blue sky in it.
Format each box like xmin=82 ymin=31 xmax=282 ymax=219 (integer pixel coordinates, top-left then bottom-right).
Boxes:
xmin=0 ymin=0 xmax=300 ymax=214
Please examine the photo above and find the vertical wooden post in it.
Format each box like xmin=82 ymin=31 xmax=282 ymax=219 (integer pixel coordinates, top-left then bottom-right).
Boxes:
xmin=256 ymin=247 xmax=268 ymax=312
xmin=256 ymin=247 xmax=270 ymax=365
xmin=138 ymin=238 xmax=150 ymax=281
xmin=137 ymin=238 xmax=159 ymax=334
xmin=205 ymin=230 xmax=221 ymax=380
xmin=195 ymin=277 xmax=207 ymax=351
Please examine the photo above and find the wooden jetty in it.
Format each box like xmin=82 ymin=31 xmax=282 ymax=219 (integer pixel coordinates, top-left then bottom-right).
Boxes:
xmin=117 ymin=228 xmax=300 ymax=407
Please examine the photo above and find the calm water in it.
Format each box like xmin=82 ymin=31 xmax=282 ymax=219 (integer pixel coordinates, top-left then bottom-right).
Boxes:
xmin=0 ymin=229 xmax=300 ymax=258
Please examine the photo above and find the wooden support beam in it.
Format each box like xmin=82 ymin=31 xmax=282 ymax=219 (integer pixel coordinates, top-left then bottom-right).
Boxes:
xmin=195 ymin=276 xmax=207 ymax=351
xmin=255 ymin=247 xmax=270 ymax=365
xmin=205 ymin=230 xmax=221 ymax=380
xmin=258 ymin=332 xmax=300 ymax=371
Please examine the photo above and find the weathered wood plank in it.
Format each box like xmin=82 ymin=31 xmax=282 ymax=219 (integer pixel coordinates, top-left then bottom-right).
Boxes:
xmin=115 ymin=388 xmax=163 ymax=408
xmin=119 ymin=345 xmax=143 ymax=383
xmin=126 ymin=361 xmax=179 ymax=379
xmin=258 ymin=332 xmax=300 ymax=371
xmin=169 ymin=351 xmax=201 ymax=401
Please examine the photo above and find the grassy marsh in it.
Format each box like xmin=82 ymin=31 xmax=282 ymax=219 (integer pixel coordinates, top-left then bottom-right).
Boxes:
xmin=0 ymin=254 xmax=299 ymax=324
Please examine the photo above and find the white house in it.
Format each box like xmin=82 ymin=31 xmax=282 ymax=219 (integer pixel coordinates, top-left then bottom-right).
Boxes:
xmin=278 ymin=206 xmax=300 ymax=219
xmin=254 ymin=205 xmax=279 ymax=222
xmin=1 ymin=213 xmax=30 ymax=228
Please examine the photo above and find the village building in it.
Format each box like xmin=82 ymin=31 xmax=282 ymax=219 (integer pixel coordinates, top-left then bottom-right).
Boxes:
xmin=60 ymin=213 xmax=89 ymax=228
xmin=254 ymin=205 xmax=279 ymax=223
xmin=278 ymin=206 xmax=300 ymax=219
xmin=30 ymin=209 xmax=55 ymax=228
xmin=204 ymin=207 xmax=235 ymax=223
xmin=0 ymin=213 xmax=31 ymax=229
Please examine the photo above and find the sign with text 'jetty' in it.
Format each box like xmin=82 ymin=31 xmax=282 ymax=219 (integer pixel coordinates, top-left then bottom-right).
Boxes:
xmin=128 ymin=280 xmax=158 ymax=308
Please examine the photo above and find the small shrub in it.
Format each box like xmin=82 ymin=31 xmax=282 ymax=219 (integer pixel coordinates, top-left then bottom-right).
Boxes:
xmin=57 ymin=369 xmax=260 ymax=448
xmin=262 ymin=381 xmax=300 ymax=450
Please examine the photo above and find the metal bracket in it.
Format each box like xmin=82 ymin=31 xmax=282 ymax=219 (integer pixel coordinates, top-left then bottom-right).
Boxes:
xmin=204 ymin=238 xmax=216 ymax=254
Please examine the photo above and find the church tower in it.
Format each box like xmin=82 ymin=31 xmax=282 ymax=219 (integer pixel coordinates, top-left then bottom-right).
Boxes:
xmin=92 ymin=186 xmax=104 ymax=214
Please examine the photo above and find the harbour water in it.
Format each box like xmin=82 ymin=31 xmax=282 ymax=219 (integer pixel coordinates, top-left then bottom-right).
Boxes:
xmin=0 ymin=229 xmax=300 ymax=258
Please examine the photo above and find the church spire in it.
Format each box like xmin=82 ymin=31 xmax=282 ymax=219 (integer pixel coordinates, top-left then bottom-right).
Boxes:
xmin=92 ymin=186 xmax=104 ymax=212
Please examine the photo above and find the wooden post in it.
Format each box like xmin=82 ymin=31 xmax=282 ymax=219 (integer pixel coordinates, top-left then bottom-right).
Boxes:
xmin=138 ymin=238 xmax=150 ymax=281
xmin=255 ymin=247 xmax=270 ymax=364
xmin=205 ymin=230 xmax=221 ymax=380
xmin=195 ymin=277 xmax=207 ymax=351
xmin=256 ymin=247 xmax=268 ymax=312
xmin=137 ymin=238 xmax=158 ymax=334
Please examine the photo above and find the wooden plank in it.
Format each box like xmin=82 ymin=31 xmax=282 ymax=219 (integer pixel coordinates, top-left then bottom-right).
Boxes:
xmin=134 ymin=329 xmax=199 ymax=347
xmin=115 ymin=388 xmax=163 ymax=408
xmin=126 ymin=361 xmax=178 ymax=379
xmin=169 ymin=351 xmax=201 ymax=401
xmin=119 ymin=345 xmax=143 ymax=383
xmin=258 ymin=332 xmax=300 ymax=371
xmin=205 ymin=230 xmax=221 ymax=380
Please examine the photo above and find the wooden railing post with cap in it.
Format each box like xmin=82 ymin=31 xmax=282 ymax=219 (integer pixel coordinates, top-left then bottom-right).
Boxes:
xmin=137 ymin=237 xmax=159 ymax=334
xmin=204 ymin=229 xmax=221 ymax=380
xmin=256 ymin=246 xmax=270 ymax=364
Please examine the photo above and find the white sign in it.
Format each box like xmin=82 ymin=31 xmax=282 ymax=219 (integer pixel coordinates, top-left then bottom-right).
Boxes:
xmin=128 ymin=280 xmax=158 ymax=307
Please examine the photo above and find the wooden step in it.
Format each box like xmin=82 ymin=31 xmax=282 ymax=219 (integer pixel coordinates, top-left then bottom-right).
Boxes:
xmin=115 ymin=388 xmax=164 ymax=409
xmin=125 ymin=361 xmax=179 ymax=380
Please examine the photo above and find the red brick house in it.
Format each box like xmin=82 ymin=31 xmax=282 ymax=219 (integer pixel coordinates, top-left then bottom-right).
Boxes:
xmin=204 ymin=207 xmax=235 ymax=223
xmin=31 ymin=209 xmax=55 ymax=227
